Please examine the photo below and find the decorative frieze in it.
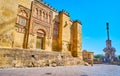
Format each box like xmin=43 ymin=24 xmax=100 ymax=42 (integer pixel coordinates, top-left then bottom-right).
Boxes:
xmin=15 ymin=5 xmax=30 ymax=34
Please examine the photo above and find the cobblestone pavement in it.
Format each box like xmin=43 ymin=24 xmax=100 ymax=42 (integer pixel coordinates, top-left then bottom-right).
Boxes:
xmin=0 ymin=64 xmax=120 ymax=76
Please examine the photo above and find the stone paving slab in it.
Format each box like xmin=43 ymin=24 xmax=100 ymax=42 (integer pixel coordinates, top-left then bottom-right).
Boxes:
xmin=0 ymin=64 xmax=120 ymax=76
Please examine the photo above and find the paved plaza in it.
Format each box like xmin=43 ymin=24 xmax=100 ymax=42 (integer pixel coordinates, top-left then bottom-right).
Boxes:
xmin=0 ymin=64 xmax=120 ymax=76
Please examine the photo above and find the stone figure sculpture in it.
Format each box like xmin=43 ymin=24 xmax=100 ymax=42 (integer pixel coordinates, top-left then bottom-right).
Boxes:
xmin=103 ymin=23 xmax=117 ymax=63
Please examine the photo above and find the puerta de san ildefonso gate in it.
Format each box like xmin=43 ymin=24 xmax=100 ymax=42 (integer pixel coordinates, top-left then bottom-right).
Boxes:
xmin=0 ymin=0 xmax=84 ymax=67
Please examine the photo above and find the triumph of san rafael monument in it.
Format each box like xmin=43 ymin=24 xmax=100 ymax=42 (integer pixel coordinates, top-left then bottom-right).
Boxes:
xmin=0 ymin=0 xmax=83 ymax=67
xmin=103 ymin=23 xmax=117 ymax=63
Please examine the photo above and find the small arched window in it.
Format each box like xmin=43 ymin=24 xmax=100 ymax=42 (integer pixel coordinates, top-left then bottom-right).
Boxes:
xmin=49 ymin=15 xmax=51 ymax=23
xmin=49 ymin=11 xmax=52 ymax=24
xmin=34 ymin=8 xmax=38 ymax=17
xmin=43 ymin=12 xmax=45 ymax=21
xmin=38 ymin=10 xmax=42 ymax=19
xmin=46 ymin=13 xmax=48 ymax=22
xmin=18 ymin=17 xmax=26 ymax=26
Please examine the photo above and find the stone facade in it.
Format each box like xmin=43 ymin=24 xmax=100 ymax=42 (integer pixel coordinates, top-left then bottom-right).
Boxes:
xmin=82 ymin=50 xmax=94 ymax=65
xmin=0 ymin=0 xmax=82 ymax=58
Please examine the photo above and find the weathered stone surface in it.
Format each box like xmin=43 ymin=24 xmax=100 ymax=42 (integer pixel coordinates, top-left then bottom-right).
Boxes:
xmin=0 ymin=0 xmax=31 ymax=48
xmin=0 ymin=48 xmax=84 ymax=68
xmin=0 ymin=0 xmax=82 ymax=59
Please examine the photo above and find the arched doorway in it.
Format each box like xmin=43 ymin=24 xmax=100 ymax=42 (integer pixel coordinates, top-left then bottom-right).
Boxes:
xmin=36 ymin=29 xmax=46 ymax=50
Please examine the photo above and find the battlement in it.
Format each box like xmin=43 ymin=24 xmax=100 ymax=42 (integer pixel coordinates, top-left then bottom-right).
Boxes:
xmin=73 ymin=20 xmax=82 ymax=25
xmin=35 ymin=0 xmax=58 ymax=12
xmin=59 ymin=9 xmax=70 ymax=16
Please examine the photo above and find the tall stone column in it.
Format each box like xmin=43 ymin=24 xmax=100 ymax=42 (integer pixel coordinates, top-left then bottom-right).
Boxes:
xmin=103 ymin=22 xmax=116 ymax=63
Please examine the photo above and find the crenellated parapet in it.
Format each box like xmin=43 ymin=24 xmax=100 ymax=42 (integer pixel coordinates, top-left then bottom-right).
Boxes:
xmin=73 ymin=20 xmax=82 ymax=25
xmin=59 ymin=9 xmax=70 ymax=17
xmin=34 ymin=0 xmax=58 ymax=12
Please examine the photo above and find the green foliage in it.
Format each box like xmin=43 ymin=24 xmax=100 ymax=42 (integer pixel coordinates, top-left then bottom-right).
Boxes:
xmin=118 ymin=55 xmax=120 ymax=59
xmin=94 ymin=54 xmax=103 ymax=59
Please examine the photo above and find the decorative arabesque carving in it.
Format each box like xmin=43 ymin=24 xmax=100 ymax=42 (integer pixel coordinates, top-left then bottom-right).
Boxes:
xmin=32 ymin=22 xmax=49 ymax=38
xmin=16 ymin=5 xmax=29 ymax=33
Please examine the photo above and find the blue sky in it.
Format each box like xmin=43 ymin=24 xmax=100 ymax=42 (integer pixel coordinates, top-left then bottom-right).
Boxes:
xmin=43 ymin=0 xmax=120 ymax=55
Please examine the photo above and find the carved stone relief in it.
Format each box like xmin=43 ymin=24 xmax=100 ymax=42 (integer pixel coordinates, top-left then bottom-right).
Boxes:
xmin=32 ymin=22 xmax=50 ymax=38
xmin=16 ymin=5 xmax=30 ymax=33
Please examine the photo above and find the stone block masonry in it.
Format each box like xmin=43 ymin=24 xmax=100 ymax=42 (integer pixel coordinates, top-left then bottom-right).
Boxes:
xmin=0 ymin=48 xmax=84 ymax=68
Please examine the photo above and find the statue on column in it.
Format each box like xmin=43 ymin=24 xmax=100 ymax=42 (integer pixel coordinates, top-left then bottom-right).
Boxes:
xmin=103 ymin=22 xmax=117 ymax=63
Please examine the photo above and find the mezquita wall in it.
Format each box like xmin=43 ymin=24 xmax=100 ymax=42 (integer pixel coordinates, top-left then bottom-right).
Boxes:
xmin=0 ymin=0 xmax=83 ymax=67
